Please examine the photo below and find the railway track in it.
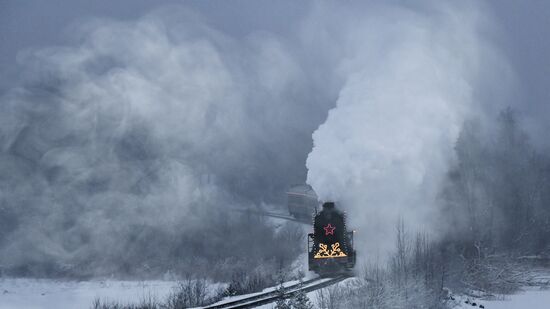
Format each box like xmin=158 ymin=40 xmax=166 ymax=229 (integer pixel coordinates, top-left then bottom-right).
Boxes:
xmin=203 ymin=275 xmax=348 ymax=309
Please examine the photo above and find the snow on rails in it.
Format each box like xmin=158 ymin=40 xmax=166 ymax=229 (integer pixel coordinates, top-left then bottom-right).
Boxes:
xmin=201 ymin=275 xmax=349 ymax=309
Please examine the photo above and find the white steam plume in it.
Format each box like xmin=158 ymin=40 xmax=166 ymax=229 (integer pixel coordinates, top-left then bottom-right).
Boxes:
xmin=305 ymin=2 xmax=511 ymax=256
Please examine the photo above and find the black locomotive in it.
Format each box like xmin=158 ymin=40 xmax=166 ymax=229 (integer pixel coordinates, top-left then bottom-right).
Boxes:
xmin=308 ymin=202 xmax=356 ymax=275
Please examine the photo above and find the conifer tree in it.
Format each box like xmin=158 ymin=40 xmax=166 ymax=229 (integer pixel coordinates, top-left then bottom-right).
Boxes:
xmin=275 ymin=273 xmax=291 ymax=309
xmin=290 ymin=277 xmax=313 ymax=309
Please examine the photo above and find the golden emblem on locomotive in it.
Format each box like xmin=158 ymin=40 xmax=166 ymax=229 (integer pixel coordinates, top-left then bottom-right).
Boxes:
xmin=313 ymin=242 xmax=348 ymax=258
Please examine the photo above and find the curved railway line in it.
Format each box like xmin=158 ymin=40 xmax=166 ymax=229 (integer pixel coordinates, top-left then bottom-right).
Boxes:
xmin=202 ymin=275 xmax=349 ymax=309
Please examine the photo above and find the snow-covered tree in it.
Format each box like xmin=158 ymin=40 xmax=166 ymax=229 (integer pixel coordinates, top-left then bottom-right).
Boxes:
xmin=290 ymin=287 xmax=314 ymax=309
xmin=275 ymin=281 xmax=291 ymax=309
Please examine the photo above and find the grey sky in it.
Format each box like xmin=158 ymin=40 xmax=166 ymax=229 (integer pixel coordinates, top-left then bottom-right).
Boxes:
xmin=488 ymin=1 xmax=550 ymax=144
xmin=1 ymin=0 xmax=549 ymax=138
xmin=0 ymin=0 xmax=308 ymax=91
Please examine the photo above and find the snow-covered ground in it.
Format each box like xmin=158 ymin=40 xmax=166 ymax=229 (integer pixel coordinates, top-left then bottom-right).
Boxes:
xmin=485 ymin=287 xmax=550 ymax=309
xmin=0 ymin=278 xmax=178 ymax=309
xmin=454 ymin=287 xmax=550 ymax=309
xmin=6 ymin=274 xmax=550 ymax=309
xmin=0 ymin=275 xmax=318 ymax=309
xmin=452 ymin=268 xmax=550 ymax=309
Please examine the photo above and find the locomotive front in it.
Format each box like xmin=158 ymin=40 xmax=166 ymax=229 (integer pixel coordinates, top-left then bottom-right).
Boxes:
xmin=308 ymin=202 xmax=356 ymax=275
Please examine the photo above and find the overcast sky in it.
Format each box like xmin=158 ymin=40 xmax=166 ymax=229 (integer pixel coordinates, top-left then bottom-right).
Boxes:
xmin=0 ymin=0 xmax=307 ymax=92
xmin=1 ymin=0 xmax=549 ymax=141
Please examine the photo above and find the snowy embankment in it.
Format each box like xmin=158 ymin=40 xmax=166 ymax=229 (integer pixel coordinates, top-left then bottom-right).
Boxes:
xmin=453 ymin=268 xmax=550 ymax=309
xmin=453 ymin=287 xmax=550 ymax=309
xmin=0 ymin=279 xmax=179 ymax=309
xmin=0 ymin=274 xmax=316 ymax=309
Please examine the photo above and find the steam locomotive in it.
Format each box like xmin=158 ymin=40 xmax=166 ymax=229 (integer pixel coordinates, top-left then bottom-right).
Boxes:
xmin=308 ymin=202 xmax=356 ymax=275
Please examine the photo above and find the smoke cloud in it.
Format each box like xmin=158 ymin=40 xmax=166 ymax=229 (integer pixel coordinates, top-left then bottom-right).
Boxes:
xmin=305 ymin=2 xmax=512 ymax=255
xmin=0 ymin=6 xmax=332 ymax=276
xmin=0 ymin=1 xmax=518 ymax=275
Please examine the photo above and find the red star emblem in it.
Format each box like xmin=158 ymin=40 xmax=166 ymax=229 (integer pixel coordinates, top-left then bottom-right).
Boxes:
xmin=324 ymin=223 xmax=336 ymax=236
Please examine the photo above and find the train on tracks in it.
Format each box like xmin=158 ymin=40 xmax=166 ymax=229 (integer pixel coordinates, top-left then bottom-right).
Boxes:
xmin=287 ymin=185 xmax=356 ymax=275
xmin=308 ymin=201 xmax=356 ymax=275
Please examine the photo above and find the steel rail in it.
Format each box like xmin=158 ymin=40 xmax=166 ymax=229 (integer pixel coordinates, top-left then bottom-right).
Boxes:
xmin=203 ymin=275 xmax=348 ymax=309
xmin=202 ymin=277 xmax=324 ymax=309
